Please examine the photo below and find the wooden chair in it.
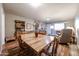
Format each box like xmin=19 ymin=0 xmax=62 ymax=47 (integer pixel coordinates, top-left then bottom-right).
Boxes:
xmin=0 ymin=39 xmax=19 ymax=56
xmin=40 ymin=37 xmax=59 ymax=56
xmin=16 ymin=32 xmax=28 ymax=50
xmin=52 ymin=37 xmax=59 ymax=56
xmin=5 ymin=36 xmax=15 ymax=43
xmin=16 ymin=32 xmax=30 ymax=55
xmin=59 ymin=29 xmax=75 ymax=45
xmin=41 ymin=29 xmax=75 ymax=56
xmin=55 ymin=29 xmax=76 ymax=56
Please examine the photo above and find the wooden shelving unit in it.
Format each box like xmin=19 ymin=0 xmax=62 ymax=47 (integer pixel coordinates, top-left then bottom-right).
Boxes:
xmin=15 ymin=20 xmax=25 ymax=34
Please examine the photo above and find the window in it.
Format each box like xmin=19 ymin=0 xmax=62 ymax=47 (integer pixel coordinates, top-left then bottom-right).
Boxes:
xmin=54 ymin=23 xmax=65 ymax=31
xmin=75 ymin=17 xmax=79 ymax=37
xmin=46 ymin=23 xmax=65 ymax=35
xmin=75 ymin=18 xmax=79 ymax=29
xmin=75 ymin=17 xmax=79 ymax=44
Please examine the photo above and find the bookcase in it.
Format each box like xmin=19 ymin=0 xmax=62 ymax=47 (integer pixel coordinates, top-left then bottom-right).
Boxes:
xmin=15 ymin=20 xmax=25 ymax=35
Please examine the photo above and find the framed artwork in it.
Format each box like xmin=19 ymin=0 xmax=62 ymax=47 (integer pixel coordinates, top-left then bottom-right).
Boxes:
xmin=25 ymin=23 xmax=34 ymax=30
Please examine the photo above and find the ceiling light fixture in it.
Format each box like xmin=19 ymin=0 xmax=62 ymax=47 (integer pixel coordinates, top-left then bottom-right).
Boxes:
xmin=46 ymin=17 xmax=51 ymax=21
xmin=29 ymin=3 xmax=42 ymax=8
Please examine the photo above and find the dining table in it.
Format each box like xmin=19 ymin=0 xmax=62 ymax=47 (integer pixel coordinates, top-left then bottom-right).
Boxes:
xmin=20 ymin=33 xmax=55 ymax=55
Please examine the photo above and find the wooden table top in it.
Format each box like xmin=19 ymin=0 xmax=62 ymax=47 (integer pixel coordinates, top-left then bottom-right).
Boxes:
xmin=21 ymin=33 xmax=54 ymax=53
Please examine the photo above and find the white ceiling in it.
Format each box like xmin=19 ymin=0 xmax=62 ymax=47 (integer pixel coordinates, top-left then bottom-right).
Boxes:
xmin=3 ymin=3 xmax=79 ymax=23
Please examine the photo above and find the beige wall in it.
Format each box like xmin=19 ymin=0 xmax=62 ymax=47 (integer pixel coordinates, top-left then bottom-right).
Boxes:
xmin=0 ymin=3 xmax=5 ymax=53
xmin=5 ymin=13 xmax=35 ymax=37
xmin=5 ymin=13 xmax=46 ymax=37
xmin=65 ymin=19 xmax=75 ymax=28
xmin=5 ymin=13 xmax=75 ymax=37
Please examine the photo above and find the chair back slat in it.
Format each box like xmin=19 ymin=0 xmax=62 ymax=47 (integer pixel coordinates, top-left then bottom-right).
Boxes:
xmin=16 ymin=32 xmax=23 ymax=48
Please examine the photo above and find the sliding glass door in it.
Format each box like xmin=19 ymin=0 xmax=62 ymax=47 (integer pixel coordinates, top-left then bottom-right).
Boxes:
xmin=75 ymin=17 xmax=79 ymax=45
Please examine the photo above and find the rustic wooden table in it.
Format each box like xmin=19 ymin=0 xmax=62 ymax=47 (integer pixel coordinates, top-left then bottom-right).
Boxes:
xmin=21 ymin=33 xmax=54 ymax=55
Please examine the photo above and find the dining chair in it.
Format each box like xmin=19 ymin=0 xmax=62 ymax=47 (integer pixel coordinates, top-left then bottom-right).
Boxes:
xmin=16 ymin=32 xmax=28 ymax=50
xmin=16 ymin=32 xmax=30 ymax=55
xmin=40 ymin=36 xmax=59 ymax=56
xmin=0 ymin=38 xmax=20 ymax=56
xmin=52 ymin=29 xmax=75 ymax=56
xmin=59 ymin=29 xmax=74 ymax=45
xmin=55 ymin=29 xmax=76 ymax=56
